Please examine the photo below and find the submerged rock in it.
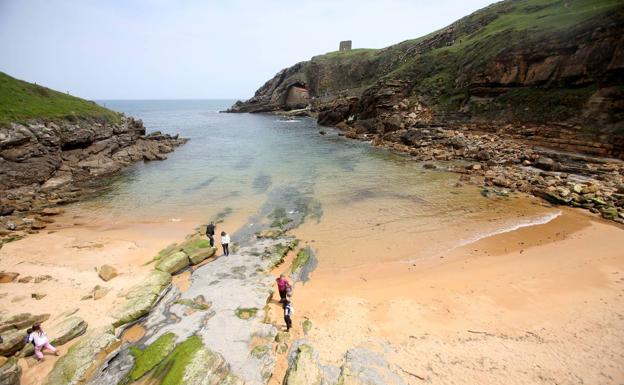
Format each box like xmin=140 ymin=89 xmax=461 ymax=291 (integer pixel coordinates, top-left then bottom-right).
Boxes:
xmin=0 ymin=272 xmax=18 ymax=283
xmin=44 ymin=326 xmax=121 ymax=385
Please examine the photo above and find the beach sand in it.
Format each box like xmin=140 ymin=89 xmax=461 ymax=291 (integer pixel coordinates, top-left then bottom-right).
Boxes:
xmin=2 ymin=201 xmax=623 ymax=385
xmin=273 ymin=208 xmax=624 ymax=384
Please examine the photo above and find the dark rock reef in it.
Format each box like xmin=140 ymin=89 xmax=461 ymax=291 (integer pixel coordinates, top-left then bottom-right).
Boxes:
xmin=230 ymin=0 xmax=624 ymax=223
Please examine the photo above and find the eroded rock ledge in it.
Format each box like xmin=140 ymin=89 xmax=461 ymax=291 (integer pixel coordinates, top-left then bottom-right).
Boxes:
xmin=0 ymin=117 xmax=188 ymax=243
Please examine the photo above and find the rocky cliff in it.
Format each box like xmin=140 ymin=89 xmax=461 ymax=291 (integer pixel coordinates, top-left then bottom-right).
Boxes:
xmin=0 ymin=72 xmax=187 ymax=243
xmin=229 ymin=0 xmax=624 ymax=158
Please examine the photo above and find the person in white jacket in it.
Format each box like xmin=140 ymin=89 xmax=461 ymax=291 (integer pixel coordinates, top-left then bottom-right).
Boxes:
xmin=221 ymin=231 xmax=230 ymax=256
xmin=28 ymin=322 xmax=59 ymax=361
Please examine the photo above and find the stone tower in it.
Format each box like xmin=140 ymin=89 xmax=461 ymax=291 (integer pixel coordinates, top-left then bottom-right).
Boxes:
xmin=339 ymin=40 xmax=352 ymax=51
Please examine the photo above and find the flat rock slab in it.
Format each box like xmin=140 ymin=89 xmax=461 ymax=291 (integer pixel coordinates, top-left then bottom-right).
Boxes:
xmin=43 ymin=327 xmax=121 ymax=385
xmin=21 ymin=316 xmax=87 ymax=357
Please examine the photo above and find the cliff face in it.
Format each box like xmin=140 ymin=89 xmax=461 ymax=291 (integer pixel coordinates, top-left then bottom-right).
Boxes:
xmin=230 ymin=0 xmax=624 ymax=158
xmin=0 ymin=72 xmax=187 ymax=241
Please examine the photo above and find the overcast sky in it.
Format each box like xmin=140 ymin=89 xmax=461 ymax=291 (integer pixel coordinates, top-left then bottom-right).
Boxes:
xmin=0 ymin=0 xmax=494 ymax=100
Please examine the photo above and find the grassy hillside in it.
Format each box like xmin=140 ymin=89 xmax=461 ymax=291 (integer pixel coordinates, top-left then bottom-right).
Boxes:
xmin=0 ymin=71 xmax=120 ymax=126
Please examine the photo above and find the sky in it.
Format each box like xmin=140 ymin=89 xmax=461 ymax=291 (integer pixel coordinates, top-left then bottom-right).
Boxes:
xmin=0 ymin=0 xmax=495 ymax=100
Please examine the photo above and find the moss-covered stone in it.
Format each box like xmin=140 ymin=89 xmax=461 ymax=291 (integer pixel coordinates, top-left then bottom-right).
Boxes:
xmin=291 ymin=248 xmax=311 ymax=274
xmin=129 ymin=332 xmax=177 ymax=380
xmin=302 ymin=319 xmax=313 ymax=335
xmin=155 ymin=251 xmax=190 ymax=274
xmin=0 ymin=357 xmax=21 ymax=385
xmin=111 ymin=270 xmax=171 ymax=327
xmin=154 ymin=243 xmax=179 ymax=261
xmin=175 ymin=296 xmax=211 ymax=311
xmin=44 ymin=327 xmax=120 ymax=385
xmin=250 ymin=344 xmax=270 ymax=359
xmin=283 ymin=344 xmax=323 ymax=385
xmin=601 ymin=206 xmax=619 ymax=220
xmin=234 ymin=307 xmax=258 ymax=320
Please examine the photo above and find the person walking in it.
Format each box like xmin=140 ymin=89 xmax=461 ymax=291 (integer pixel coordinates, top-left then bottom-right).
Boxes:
xmin=206 ymin=221 xmax=216 ymax=247
xmin=28 ymin=322 xmax=59 ymax=361
xmin=220 ymin=231 xmax=230 ymax=256
xmin=275 ymin=274 xmax=291 ymax=303
xmin=283 ymin=297 xmax=294 ymax=331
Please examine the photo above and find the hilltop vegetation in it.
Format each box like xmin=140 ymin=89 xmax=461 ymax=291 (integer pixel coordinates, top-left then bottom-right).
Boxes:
xmin=0 ymin=71 xmax=120 ymax=126
xmin=232 ymin=0 xmax=624 ymax=133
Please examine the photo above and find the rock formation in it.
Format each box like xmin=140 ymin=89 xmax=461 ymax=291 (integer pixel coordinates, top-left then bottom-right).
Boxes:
xmin=230 ymin=0 xmax=624 ymax=223
xmin=0 ymin=72 xmax=188 ymax=244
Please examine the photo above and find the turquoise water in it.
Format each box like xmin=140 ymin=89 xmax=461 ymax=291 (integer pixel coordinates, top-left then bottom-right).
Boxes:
xmin=75 ymin=100 xmax=552 ymax=263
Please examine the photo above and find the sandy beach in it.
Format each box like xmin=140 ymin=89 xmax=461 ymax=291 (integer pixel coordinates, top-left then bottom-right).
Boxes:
xmin=1 ymin=192 xmax=622 ymax=385
xmin=265 ymin=207 xmax=624 ymax=384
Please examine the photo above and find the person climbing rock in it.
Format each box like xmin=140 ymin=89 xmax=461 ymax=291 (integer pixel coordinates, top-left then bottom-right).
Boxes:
xmin=29 ymin=322 xmax=59 ymax=361
xmin=221 ymin=231 xmax=230 ymax=256
xmin=276 ymin=274 xmax=291 ymax=303
xmin=283 ymin=297 xmax=294 ymax=331
xmin=206 ymin=221 xmax=216 ymax=247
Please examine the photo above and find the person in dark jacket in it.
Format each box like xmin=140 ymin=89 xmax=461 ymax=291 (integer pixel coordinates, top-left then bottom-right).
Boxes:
xmin=283 ymin=297 xmax=294 ymax=331
xmin=206 ymin=221 xmax=216 ymax=247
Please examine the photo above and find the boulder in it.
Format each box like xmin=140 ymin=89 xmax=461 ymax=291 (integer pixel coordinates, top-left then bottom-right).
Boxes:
xmin=44 ymin=327 xmax=121 ymax=385
xmin=0 ymin=272 xmax=18 ymax=284
xmin=0 ymin=330 xmax=26 ymax=356
xmin=98 ymin=265 xmax=118 ymax=281
xmin=111 ymin=270 xmax=171 ymax=327
xmin=0 ymin=358 xmax=20 ymax=385
xmin=155 ymin=251 xmax=190 ymax=274
xmin=283 ymin=344 xmax=323 ymax=385
xmin=188 ymin=247 xmax=216 ymax=265
xmin=601 ymin=206 xmax=619 ymax=220
xmin=0 ymin=313 xmax=49 ymax=333
xmin=21 ymin=316 xmax=88 ymax=357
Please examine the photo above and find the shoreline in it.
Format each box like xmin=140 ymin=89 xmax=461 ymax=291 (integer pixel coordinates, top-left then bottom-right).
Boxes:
xmin=284 ymin=207 xmax=624 ymax=384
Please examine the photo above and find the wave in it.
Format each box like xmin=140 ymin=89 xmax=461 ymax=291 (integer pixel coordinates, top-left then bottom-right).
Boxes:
xmin=457 ymin=210 xmax=562 ymax=248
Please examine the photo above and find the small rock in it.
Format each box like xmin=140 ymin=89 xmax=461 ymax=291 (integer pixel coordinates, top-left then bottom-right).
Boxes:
xmin=93 ymin=285 xmax=111 ymax=300
xmin=31 ymin=292 xmax=46 ymax=300
xmin=0 ymin=272 xmax=19 ymax=283
xmin=423 ymin=163 xmax=437 ymax=169
xmin=17 ymin=276 xmax=33 ymax=283
xmin=98 ymin=265 xmax=118 ymax=282
xmin=34 ymin=274 xmax=53 ymax=283
xmin=41 ymin=207 xmax=64 ymax=216
xmin=601 ymin=207 xmax=619 ymax=220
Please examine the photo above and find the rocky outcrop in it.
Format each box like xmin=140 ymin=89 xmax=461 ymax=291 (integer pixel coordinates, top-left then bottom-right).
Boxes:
xmin=0 ymin=358 xmax=20 ymax=385
xmin=230 ymin=0 xmax=624 ymax=158
xmin=0 ymin=117 xmax=188 ymax=243
xmin=111 ymin=270 xmax=172 ymax=327
xmin=44 ymin=327 xmax=121 ymax=385
xmin=20 ymin=316 xmax=87 ymax=357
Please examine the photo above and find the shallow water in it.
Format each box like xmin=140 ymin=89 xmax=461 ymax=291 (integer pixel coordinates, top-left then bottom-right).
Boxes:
xmin=75 ymin=99 xmax=555 ymax=266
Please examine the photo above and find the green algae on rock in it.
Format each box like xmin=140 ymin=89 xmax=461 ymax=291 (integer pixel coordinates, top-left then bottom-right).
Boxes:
xmin=235 ymin=307 xmax=259 ymax=320
xmin=112 ymin=270 xmax=171 ymax=327
xmin=155 ymin=251 xmax=190 ymax=274
xmin=44 ymin=327 xmax=120 ymax=385
xmin=0 ymin=357 xmax=21 ymax=385
xmin=128 ymin=332 xmax=177 ymax=381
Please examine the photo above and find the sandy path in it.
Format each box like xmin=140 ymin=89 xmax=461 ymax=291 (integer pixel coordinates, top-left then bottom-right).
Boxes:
xmin=285 ymin=209 xmax=624 ymax=384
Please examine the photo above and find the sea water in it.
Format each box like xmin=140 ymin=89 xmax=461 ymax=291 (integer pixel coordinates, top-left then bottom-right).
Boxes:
xmin=75 ymin=99 xmax=556 ymax=266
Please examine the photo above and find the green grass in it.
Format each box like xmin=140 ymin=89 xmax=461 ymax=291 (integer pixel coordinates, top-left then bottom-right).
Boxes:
xmin=313 ymin=48 xmax=378 ymax=60
xmin=0 ymin=71 xmax=120 ymax=126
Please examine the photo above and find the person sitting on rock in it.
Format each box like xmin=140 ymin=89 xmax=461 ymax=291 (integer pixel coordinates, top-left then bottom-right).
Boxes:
xmin=276 ymin=274 xmax=291 ymax=303
xmin=206 ymin=221 xmax=216 ymax=247
xmin=29 ymin=322 xmax=59 ymax=361
xmin=220 ymin=231 xmax=230 ymax=256
xmin=283 ymin=296 xmax=294 ymax=332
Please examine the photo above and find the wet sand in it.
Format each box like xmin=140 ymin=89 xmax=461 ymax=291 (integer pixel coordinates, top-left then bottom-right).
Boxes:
xmin=284 ymin=208 xmax=624 ymax=384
